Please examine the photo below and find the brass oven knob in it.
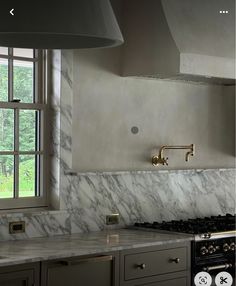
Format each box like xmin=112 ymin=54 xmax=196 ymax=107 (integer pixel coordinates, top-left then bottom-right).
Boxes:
xmin=230 ymin=242 xmax=235 ymax=251
xmin=136 ymin=263 xmax=146 ymax=269
xmin=223 ymin=243 xmax=230 ymax=252
xmin=200 ymin=246 xmax=208 ymax=256
xmin=208 ymin=245 xmax=216 ymax=254
xmin=170 ymin=258 xmax=180 ymax=264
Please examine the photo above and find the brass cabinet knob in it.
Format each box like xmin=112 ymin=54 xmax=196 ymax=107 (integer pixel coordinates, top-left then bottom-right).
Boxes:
xmin=170 ymin=258 xmax=180 ymax=264
xmin=136 ymin=263 xmax=146 ymax=269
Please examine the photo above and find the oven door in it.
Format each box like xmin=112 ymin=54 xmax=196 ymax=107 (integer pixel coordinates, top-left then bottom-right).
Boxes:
xmin=193 ymin=259 xmax=235 ymax=286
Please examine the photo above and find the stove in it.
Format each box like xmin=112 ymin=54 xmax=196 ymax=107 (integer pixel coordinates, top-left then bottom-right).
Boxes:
xmin=134 ymin=213 xmax=236 ymax=240
xmin=134 ymin=214 xmax=236 ymax=286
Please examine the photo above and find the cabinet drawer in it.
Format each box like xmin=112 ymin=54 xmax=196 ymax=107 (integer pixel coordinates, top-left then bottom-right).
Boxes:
xmin=124 ymin=247 xmax=187 ymax=280
xmin=42 ymin=255 xmax=116 ymax=286
xmin=140 ymin=277 xmax=187 ymax=286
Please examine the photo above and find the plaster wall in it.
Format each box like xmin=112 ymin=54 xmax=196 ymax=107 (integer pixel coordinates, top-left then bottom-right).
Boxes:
xmin=72 ymin=48 xmax=235 ymax=172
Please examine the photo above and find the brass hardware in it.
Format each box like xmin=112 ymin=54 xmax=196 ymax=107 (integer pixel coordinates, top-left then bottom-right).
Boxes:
xmin=136 ymin=263 xmax=146 ymax=269
xmin=200 ymin=233 xmax=211 ymax=239
xmin=203 ymin=263 xmax=232 ymax=272
xmin=152 ymin=144 xmax=195 ymax=166
xmin=170 ymin=258 xmax=180 ymax=264
xmin=152 ymin=155 xmax=169 ymax=166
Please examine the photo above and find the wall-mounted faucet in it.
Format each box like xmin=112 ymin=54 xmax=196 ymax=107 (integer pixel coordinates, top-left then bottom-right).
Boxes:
xmin=152 ymin=144 xmax=195 ymax=166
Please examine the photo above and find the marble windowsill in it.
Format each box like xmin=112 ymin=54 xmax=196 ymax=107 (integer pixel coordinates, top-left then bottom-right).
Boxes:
xmin=0 ymin=209 xmax=67 ymax=218
xmin=0 ymin=229 xmax=192 ymax=267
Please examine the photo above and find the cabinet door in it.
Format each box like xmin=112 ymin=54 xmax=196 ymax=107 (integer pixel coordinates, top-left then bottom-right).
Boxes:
xmin=42 ymin=254 xmax=118 ymax=286
xmin=140 ymin=277 xmax=187 ymax=286
xmin=0 ymin=269 xmax=35 ymax=286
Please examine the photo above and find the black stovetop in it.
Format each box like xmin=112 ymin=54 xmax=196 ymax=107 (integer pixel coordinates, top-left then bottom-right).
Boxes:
xmin=134 ymin=214 xmax=236 ymax=234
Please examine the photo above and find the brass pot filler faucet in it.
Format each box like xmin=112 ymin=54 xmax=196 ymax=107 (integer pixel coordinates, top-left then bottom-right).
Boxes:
xmin=152 ymin=144 xmax=195 ymax=166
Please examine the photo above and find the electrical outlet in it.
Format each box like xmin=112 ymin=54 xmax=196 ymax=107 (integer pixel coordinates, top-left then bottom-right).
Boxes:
xmin=9 ymin=221 xmax=25 ymax=234
xmin=106 ymin=214 xmax=120 ymax=225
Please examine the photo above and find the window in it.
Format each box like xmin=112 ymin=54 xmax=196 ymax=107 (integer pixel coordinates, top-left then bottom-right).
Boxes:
xmin=0 ymin=48 xmax=47 ymax=209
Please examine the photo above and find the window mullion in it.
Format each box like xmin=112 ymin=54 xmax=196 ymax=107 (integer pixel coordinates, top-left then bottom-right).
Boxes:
xmin=14 ymin=108 xmax=19 ymax=199
xmin=34 ymin=50 xmax=39 ymax=104
xmin=8 ymin=48 xmax=13 ymax=102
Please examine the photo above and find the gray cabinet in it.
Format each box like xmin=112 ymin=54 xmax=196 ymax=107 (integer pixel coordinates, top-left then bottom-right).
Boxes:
xmin=139 ymin=277 xmax=187 ymax=286
xmin=120 ymin=242 xmax=190 ymax=286
xmin=0 ymin=263 xmax=40 ymax=286
xmin=0 ymin=242 xmax=190 ymax=286
xmin=41 ymin=252 xmax=119 ymax=286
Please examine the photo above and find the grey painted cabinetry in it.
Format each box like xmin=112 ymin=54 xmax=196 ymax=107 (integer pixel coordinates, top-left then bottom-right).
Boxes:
xmin=0 ymin=242 xmax=190 ymax=286
xmin=120 ymin=242 xmax=190 ymax=286
xmin=41 ymin=252 xmax=119 ymax=286
xmin=138 ymin=277 xmax=187 ymax=286
xmin=0 ymin=263 xmax=40 ymax=286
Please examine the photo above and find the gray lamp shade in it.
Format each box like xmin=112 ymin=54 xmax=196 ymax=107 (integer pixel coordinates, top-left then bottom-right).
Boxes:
xmin=0 ymin=0 xmax=124 ymax=49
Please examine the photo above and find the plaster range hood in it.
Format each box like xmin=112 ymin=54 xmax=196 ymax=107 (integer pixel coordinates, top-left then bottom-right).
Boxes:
xmin=122 ymin=0 xmax=235 ymax=85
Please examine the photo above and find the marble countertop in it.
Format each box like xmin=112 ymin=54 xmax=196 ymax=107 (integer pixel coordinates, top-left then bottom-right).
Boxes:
xmin=0 ymin=229 xmax=192 ymax=267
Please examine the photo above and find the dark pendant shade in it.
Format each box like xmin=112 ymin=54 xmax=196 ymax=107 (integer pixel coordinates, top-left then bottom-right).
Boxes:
xmin=0 ymin=0 xmax=124 ymax=49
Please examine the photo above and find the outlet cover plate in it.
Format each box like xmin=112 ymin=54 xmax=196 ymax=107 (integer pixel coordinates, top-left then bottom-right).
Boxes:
xmin=9 ymin=221 xmax=25 ymax=234
xmin=106 ymin=214 xmax=120 ymax=225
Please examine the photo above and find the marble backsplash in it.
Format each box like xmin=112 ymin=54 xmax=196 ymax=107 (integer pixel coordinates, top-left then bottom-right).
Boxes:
xmin=0 ymin=168 xmax=235 ymax=241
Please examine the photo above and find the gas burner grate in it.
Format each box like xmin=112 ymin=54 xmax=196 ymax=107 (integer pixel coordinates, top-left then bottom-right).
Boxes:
xmin=134 ymin=214 xmax=236 ymax=235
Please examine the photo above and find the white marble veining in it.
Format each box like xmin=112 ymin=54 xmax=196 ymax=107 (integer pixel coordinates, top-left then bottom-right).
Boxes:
xmin=50 ymin=50 xmax=73 ymax=210
xmin=0 ymin=168 xmax=234 ymax=241
xmin=66 ymin=168 xmax=235 ymax=233
xmin=0 ymin=229 xmax=192 ymax=267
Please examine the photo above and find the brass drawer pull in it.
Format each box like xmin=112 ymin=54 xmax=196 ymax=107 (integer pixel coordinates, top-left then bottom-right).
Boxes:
xmin=136 ymin=263 xmax=146 ymax=269
xmin=170 ymin=258 xmax=180 ymax=264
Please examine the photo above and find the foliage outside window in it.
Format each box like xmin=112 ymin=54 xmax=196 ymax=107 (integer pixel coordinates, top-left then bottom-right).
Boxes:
xmin=0 ymin=48 xmax=47 ymax=209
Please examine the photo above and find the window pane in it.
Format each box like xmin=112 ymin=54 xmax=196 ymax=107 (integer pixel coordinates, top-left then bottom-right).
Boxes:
xmin=0 ymin=58 xmax=8 ymax=102
xmin=19 ymin=110 xmax=37 ymax=151
xmin=0 ymin=109 xmax=14 ymax=151
xmin=0 ymin=155 xmax=14 ymax=199
xmin=19 ymin=155 xmax=35 ymax=197
xmin=13 ymin=60 xmax=34 ymax=103
xmin=0 ymin=47 xmax=8 ymax=55
xmin=14 ymin=48 xmax=34 ymax=58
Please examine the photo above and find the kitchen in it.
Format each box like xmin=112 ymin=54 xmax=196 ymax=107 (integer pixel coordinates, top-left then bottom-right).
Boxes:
xmin=0 ymin=0 xmax=235 ymax=286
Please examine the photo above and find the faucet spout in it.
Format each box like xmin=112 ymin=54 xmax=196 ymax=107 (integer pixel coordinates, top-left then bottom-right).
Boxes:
xmin=185 ymin=144 xmax=195 ymax=162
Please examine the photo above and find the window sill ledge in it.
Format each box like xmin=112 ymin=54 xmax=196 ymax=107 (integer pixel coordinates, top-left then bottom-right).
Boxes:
xmin=0 ymin=208 xmax=67 ymax=218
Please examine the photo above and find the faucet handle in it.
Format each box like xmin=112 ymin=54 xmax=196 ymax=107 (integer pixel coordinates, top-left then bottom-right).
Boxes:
xmin=152 ymin=155 xmax=159 ymax=166
xmin=163 ymin=157 xmax=168 ymax=166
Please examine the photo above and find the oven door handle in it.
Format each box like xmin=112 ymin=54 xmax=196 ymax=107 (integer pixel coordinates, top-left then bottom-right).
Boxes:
xmin=203 ymin=263 xmax=233 ymax=272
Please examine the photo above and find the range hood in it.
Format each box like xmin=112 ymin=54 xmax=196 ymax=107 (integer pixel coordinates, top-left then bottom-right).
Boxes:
xmin=122 ymin=0 xmax=235 ymax=85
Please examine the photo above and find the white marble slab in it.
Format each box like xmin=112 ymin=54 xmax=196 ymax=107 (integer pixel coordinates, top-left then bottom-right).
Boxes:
xmin=0 ymin=229 xmax=192 ymax=267
xmin=0 ymin=168 xmax=234 ymax=241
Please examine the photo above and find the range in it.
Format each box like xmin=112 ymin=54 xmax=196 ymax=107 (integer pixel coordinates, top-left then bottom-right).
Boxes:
xmin=134 ymin=214 xmax=236 ymax=286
